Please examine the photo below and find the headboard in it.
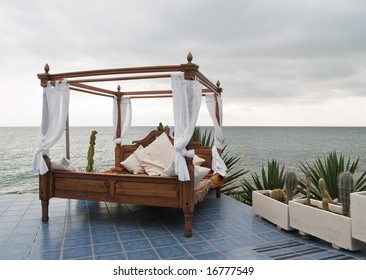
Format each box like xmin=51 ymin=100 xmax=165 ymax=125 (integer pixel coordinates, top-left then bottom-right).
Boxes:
xmin=119 ymin=128 xmax=213 ymax=169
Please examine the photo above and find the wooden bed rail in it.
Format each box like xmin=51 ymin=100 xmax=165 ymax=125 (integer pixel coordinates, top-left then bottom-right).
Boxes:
xmin=37 ymin=53 xmax=222 ymax=96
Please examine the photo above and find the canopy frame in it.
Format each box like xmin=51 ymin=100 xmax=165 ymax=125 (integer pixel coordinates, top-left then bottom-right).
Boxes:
xmin=37 ymin=52 xmax=223 ymax=166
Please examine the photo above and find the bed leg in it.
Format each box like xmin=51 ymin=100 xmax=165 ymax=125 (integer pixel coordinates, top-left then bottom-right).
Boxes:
xmin=41 ymin=199 xmax=49 ymax=222
xmin=216 ymin=187 xmax=222 ymax=198
xmin=184 ymin=211 xmax=193 ymax=237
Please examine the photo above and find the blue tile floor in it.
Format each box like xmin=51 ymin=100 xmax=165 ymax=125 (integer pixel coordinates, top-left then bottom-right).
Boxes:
xmin=1 ymin=192 xmax=366 ymax=260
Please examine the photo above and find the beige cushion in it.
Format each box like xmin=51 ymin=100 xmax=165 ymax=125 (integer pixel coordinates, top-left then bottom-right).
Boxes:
xmin=194 ymin=165 xmax=211 ymax=186
xmin=51 ymin=158 xmax=79 ymax=172
xmin=162 ymin=161 xmax=211 ymax=187
xmin=120 ymin=145 xmax=145 ymax=174
xmin=193 ymin=155 xmax=205 ymax=166
xmin=135 ymin=133 xmax=177 ymax=176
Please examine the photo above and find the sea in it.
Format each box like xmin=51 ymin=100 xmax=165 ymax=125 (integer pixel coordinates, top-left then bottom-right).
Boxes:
xmin=1 ymin=126 xmax=366 ymax=194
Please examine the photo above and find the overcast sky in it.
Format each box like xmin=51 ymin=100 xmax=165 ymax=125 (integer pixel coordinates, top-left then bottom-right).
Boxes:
xmin=1 ymin=0 xmax=366 ymax=127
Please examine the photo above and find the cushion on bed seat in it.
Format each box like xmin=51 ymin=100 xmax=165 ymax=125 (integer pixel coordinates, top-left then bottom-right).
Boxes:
xmin=135 ymin=133 xmax=177 ymax=176
xmin=120 ymin=145 xmax=145 ymax=174
xmin=193 ymin=154 xmax=205 ymax=166
xmin=162 ymin=161 xmax=210 ymax=187
xmin=51 ymin=157 xmax=79 ymax=172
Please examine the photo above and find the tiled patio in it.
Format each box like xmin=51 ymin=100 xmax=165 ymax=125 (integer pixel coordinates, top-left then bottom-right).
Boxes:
xmin=0 ymin=192 xmax=365 ymax=260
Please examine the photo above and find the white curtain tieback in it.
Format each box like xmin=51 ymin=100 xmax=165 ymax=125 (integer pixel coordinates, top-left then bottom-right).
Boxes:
xmin=176 ymin=148 xmax=194 ymax=158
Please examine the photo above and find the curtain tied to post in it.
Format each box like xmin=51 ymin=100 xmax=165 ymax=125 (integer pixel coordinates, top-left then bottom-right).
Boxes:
xmin=32 ymin=80 xmax=70 ymax=175
xmin=171 ymin=73 xmax=202 ymax=181
xmin=206 ymin=93 xmax=227 ymax=177
xmin=113 ymin=96 xmax=132 ymax=144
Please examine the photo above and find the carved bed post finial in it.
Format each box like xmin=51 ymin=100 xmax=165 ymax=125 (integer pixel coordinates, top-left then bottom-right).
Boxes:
xmin=44 ymin=63 xmax=50 ymax=73
xmin=216 ymin=80 xmax=223 ymax=94
xmin=39 ymin=64 xmax=51 ymax=87
xmin=187 ymin=52 xmax=193 ymax=63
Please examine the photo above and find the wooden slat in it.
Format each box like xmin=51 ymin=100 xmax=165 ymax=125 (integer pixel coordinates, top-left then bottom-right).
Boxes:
xmin=38 ymin=65 xmax=182 ymax=80
xmin=70 ymin=82 xmax=116 ymax=96
xmin=196 ymin=70 xmax=220 ymax=94
xmin=68 ymin=74 xmax=171 ymax=84
xmin=69 ymin=86 xmax=114 ymax=98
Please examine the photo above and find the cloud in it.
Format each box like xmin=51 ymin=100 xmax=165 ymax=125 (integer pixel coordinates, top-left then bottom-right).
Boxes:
xmin=1 ymin=0 xmax=366 ymax=126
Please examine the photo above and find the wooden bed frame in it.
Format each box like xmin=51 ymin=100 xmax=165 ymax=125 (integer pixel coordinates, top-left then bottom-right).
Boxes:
xmin=37 ymin=53 xmax=224 ymax=237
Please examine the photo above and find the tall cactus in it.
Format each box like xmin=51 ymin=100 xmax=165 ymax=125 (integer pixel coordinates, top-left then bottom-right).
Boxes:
xmin=285 ymin=171 xmax=297 ymax=204
xmin=338 ymin=171 xmax=355 ymax=217
xmin=86 ymin=130 xmax=97 ymax=172
xmin=322 ymin=198 xmax=330 ymax=211
xmin=305 ymin=170 xmax=311 ymax=206
xmin=319 ymin=178 xmax=333 ymax=203
xmin=157 ymin=122 xmax=164 ymax=134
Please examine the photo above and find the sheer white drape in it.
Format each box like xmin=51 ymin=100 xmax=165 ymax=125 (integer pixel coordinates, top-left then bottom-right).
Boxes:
xmin=171 ymin=73 xmax=202 ymax=181
xmin=206 ymin=93 xmax=227 ymax=177
xmin=32 ymin=80 xmax=70 ymax=175
xmin=113 ymin=96 xmax=132 ymax=144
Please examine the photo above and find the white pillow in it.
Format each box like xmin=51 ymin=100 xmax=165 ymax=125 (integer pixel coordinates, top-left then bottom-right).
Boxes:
xmin=194 ymin=165 xmax=211 ymax=187
xmin=162 ymin=155 xmax=206 ymax=177
xmin=162 ymin=161 xmax=210 ymax=187
xmin=193 ymin=155 xmax=205 ymax=166
xmin=120 ymin=145 xmax=145 ymax=174
xmin=51 ymin=158 xmax=79 ymax=172
xmin=162 ymin=162 xmax=175 ymax=177
xmin=135 ymin=133 xmax=177 ymax=176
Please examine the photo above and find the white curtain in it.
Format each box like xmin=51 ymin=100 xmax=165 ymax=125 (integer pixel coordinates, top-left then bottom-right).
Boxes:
xmin=32 ymin=80 xmax=70 ymax=175
xmin=171 ymin=73 xmax=202 ymax=181
xmin=206 ymin=93 xmax=227 ymax=177
xmin=113 ymin=96 xmax=132 ymax=144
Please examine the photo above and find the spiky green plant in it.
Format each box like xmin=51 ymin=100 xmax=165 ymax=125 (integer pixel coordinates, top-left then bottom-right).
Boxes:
xmin=246 ymin=159 xmax=285 ymax=190
xmin=195 ymin=128 xmax=249 ymax=195
xmin=298 ymin=151 xmax=366 ymax=200
xmin=231 ymin=159 xmax=286 ymax=206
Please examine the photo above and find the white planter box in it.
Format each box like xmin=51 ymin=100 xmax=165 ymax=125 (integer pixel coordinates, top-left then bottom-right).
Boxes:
xmin=351 ymin=191 xmax=366 ymax=243
xmin=252 ymin=190 xmax=292 ymax=231
xmin=289 ymin=198 xmax=366 ymax=251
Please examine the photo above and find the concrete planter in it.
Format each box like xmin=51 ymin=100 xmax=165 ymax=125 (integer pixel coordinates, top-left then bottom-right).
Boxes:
xmin=252 ymin=190 xmax=292 ymax=231
xmin=289 ymin=198 xmax=366 ymax=251
xmin=351 ymin=191 xmax=366 ymax=243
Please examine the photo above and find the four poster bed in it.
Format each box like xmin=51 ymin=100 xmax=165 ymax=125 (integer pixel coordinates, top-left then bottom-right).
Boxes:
xmin=32 ymin=53 xmax=226 ymax=237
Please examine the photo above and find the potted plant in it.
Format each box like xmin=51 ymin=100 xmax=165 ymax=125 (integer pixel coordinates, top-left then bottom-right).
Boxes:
xmin=250 ymin=160 xmax=297 ymax=231
xmin=350 ymin=191 xmax=366 ymax=243
xmin=289 ymin=172 xmax=366 ymax=251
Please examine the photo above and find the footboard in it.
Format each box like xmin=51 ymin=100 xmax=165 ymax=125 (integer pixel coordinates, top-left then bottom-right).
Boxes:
xmin=39 ymin=156 xmax=196 ymax=236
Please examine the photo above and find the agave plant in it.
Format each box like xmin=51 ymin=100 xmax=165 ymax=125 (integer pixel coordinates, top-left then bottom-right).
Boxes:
xmin=298 ymin=151 xmax=366 ymax=201
xmin=196 ymin=128 xmax=249 ymax=192
xmin=225 ymin=159 xmax=286 ymax=206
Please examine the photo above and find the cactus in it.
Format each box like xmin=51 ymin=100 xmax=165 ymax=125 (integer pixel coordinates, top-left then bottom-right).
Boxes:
xmin=305 ymin=170 xmax=311 ymax=206
xmin=157 ymin=122 xmax=164 ymax=134
xmin=270 ymin=189 xmax=286 ymax=203
xmin=285 ymin=171 xmax=297 ymax=204
xmin=322 ymin=198 xmax=330 ymax=211
xmin=86 ymin=130 xmax=97 ymax=172
xmin=338 ymin=171 xmax=355 ymax=217
xmin=319 ymin=178 xmax=333 ymax=202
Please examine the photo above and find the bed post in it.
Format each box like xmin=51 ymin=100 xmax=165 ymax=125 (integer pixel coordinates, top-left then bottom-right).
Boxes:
xmin=215 ymin=81 xmax=223 ymax=198
xmin=39 ymin=156 xmax=51 ymax=222
xmin=66 ymin=114 xmax=70 ymax=160
xmin=182 ymin=156 xmax=195 ymax=237
xmin=115 ymin=86 xmax=122 ymax=167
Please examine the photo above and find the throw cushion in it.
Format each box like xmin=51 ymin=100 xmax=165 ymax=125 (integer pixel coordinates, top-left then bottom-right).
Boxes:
xmin=120 ymin=145 xmax=145 ymax=174
xmin=135 ymin=133 xmax=177 ymax=176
